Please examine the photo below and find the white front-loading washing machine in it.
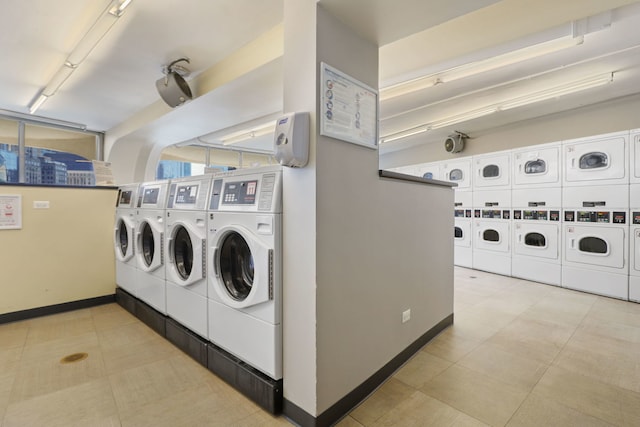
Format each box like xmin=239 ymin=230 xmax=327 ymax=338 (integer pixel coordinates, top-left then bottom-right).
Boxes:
xmin=562 ymin=184 xmax=629 ymax=299
xmin=207 ymin=166 xmax=283 ymax=380
xmin=454 ymin=190 xmax=473 ymax=268
xmin=512 ymin=141 xmax=561 ymax=188
xmin=441 ymin=156 xmax=472 ymax=190
xmin=473 ymin=150 xmax=511 ymax=191
xmin=630 ymin=129 xmax=640 ymax=184
xmin=134 ymin=180 xmax=170 ymax=314
xmin=511 ymin=187 xmax=562 ymax=286
xmin=165 ymin=175 xmax=212 ymax=338
xmin=472 ymin=189 xmax=511 ymax=276
xmin=114 ymin=183 xmax=139 ymax=295
xmin=562 ymin=130 xmax=629 ymax=187
xmin=629 ymin=183 xmax=640 ymax=302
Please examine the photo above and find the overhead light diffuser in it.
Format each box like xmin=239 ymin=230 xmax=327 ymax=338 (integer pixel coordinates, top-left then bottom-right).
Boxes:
xmin=380 ymin=35 xmax=584 ymax=101
xmin=27 ymin=0 xmax=133 ymax=114
xmin=380 ymin=72 xmax=614 ymax=144
xmin=221 ymin=121 xmax=276 ymax=145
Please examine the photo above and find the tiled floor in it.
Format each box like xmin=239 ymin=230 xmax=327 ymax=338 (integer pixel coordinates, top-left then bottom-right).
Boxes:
xmin=2 ymin=267 xmax=640 ymax=426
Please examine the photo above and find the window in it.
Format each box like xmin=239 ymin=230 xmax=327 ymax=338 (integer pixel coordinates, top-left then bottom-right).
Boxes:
xmin=157 ymin=145 xmax=275 ymax=179
xmin=524 ymin=159 xmax=546 ymax=174
xmin=454 ymin=227 xmax=463 ymax=238
xmin=482 ymin=164 xmax=500 ymax=178
xmin=525 ymin=232 xmax=546 ymax=247
xmin=483 ymin=229 xmax=500 ymax=242
xmin=579 ymin=237 xmax=608 ymax=254
xmin=449 ymin=169 xmax=463 ymax=181
xmin=0 ymin=114 xmax=102 ymax=186
xmin=579 ymin=152 xmax=608 ymax=169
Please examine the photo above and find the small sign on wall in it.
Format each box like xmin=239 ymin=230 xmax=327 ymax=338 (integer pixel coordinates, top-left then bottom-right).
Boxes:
xmin=320 ymin=62 xmax=378 ymax=149
xmin=0 ymin=194 xmax=22 ymax=230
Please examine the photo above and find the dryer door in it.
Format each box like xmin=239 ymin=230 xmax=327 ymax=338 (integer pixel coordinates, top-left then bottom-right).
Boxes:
xmin=114 ymin=215 xmax=135 ymax=262
xmin=474 ymin=153 xmax=510 ymax=189
xmin=564 ymin=134 xmax=627 ymax=184
xmin=632 ymin=227 xmax=640 ymax=274
xmin=513 ymin=222 xmax=559 ymax=260
xmin=474 ymin=220 xmax=509 ymax=253
xmin=564 ymin=225 xmax=625 ymax=269
xmin=212 ymin=225 xmax=272 ymax=309
xmin=167 ymin=222 xmax=205 ymax=286
xmin=454 ymin=218 xmax=471 ymax=248
xmin=513 ymin=145 xmax=560 ymax=187
xmin=136 ymin=218 xmax=164 ymax=272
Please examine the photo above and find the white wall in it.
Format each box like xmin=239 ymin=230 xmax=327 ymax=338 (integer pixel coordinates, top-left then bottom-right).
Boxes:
xmin=380 ymin=93 xmax=640 ymax=169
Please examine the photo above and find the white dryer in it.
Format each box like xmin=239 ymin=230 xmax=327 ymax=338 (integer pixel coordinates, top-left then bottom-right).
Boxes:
xmin=415 ymin=161 xmax=441 ymax=180
xmin=114 ymin=183 xmax=139 ymax=295
xmin=472 ymin=189 xmax=511 ymax=276
xmin=135 ymin=180 xmax=170 ymax=314
xmin=629 ymin=183 xmax=640 ymax=302
xmin=511 ymin=187 xmax=562 ymax=286
xmin=512 ymin=141 xmax=561 ymax=188
xmin=454 ymin=191 xmax=473 ymax=268
xmin=441 ymin=156 xmax=472 ymax=190
xmin=473 ymin=150 xmax=511 ymax=191
xmin=165 ymin=176 xmax=212 ymax=338
xmin=562 ymin=131 xmax=629 ymax=187
xmin=562 ymin=184 xmax=629 ymax=299
xmin=630 ymin=129 xmax=640 ymax=184
xmin=207 ymin=166 xmax=283 ymax=380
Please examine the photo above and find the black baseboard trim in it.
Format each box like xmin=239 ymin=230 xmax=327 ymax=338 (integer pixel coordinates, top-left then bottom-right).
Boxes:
xmin=283 ymin=313 xmax=454 ymax=427
xmin=0 ymin=294 xmax=116 ymax=325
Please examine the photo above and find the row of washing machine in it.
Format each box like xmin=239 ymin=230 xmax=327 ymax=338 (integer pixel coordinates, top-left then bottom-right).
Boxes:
xmin=113 ymin=166 xmax=283 ymax=381
xmin=454 ymin=183 xmax=639 ymax=302
xmin=391 ymin=129 xmax=640 ymax=302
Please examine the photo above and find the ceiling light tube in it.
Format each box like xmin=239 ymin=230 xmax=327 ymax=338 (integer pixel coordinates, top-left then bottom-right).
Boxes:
xmin=66 ymin=6 xmax=123 ymax=66
xmin=380 ymin=35 xmax=584 ymax=101
xmin=221 ymin=121 xmax=276 ymax=145
xmin=28 ymin=94 xmax=49 ymax=114
xmin=428 ymin=107 xmax=498 ymax=130
xmin=42 ymin=64 xmax=75 ymax=96
xmin=500 ymin=73 xmax=613 ymax=110
xmin=380 ymin=126 xmax=427 ymax=144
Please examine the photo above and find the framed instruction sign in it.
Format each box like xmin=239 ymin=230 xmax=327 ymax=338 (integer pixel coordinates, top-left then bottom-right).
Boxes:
xmin=0 ymin=194 xmax=22 ymax=230
xmin=320 ymin=62 xmax=378 ymax=149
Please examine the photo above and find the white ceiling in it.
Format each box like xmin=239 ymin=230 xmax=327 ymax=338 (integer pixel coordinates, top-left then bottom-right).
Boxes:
xmin=2 ymin=0 xmax=640 ymax=157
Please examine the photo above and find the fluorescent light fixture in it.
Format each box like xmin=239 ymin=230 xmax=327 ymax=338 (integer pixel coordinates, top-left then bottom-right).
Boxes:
xmin=500 ymin=73 xmax=613 ymax=110
xmin=221 ymin=121 xmax=276 ymax=145
xmin=380 ymin=127 xmax=427 ymax=144
xmin=28 ymin=94 xmax=49 ymax=114
xmin=27 ymin=0 xmax=132 ymax=114
xmin=380 ymin=35 xmax=584 ymax=101
xmin=380 ymin=72 xmax=614 ymax=144
xmin=429 ymin=107 xmax=498 ymax=130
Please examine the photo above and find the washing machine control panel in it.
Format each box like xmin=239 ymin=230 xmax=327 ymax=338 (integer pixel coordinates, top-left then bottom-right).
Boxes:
xmin=633 ymin=212 xmax=640 ymax=225
xmin=512 ymin=210 xmax=560 ymax=221
xmin=222 ymin=180 xmax=258 ymax=205
xmin=563 ymin=210 xmax=626 ymax=224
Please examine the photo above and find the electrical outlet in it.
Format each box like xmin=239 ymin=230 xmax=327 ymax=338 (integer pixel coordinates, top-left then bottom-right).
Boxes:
xmin=402 ymin=309 xmax=411 ymax=323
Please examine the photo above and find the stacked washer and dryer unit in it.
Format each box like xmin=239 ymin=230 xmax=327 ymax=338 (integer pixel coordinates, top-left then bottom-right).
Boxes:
xmin=631 ymin=129 xmax=640 ymax=303
xmin=511 ymin=142 xmax=562 ymax=286
xmin=444 ymin=158 xmax=474 ymax=268
xmin=472 ymin=150 xmax=512 ymax=276
xmin=561 ymin=131 xmax=630 ymax=300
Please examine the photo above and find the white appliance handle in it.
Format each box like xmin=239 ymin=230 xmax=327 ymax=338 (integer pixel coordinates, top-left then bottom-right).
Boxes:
xmin=213 ymin=247 xmax=219 ymax=277
xmin=570 ymin=238 xmax=575 ymax=249
xmin=167 ymin=237 xmax=174 ymax=263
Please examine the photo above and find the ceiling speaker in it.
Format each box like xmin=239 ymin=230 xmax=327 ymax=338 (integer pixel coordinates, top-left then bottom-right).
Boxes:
xmin=156 ymin=72 xmax=192 ymax=108
xmin=444 ymin=132 xmax=467 ymax=153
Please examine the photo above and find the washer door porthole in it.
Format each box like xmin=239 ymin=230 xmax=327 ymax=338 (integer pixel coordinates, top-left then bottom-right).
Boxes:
xmin=219 ymin=232 xmax=255 ymax=301
xmin=141 ymin=222 xmax=155 ymax=267
xmin=173 ymin=226 xmax=193 ymax=280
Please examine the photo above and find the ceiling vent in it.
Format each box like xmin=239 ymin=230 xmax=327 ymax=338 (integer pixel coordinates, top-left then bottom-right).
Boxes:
xmin=444 ymin=131 xmax=467 ymax=153
xmin=156 ymin=58 xmax=193 ymax=108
